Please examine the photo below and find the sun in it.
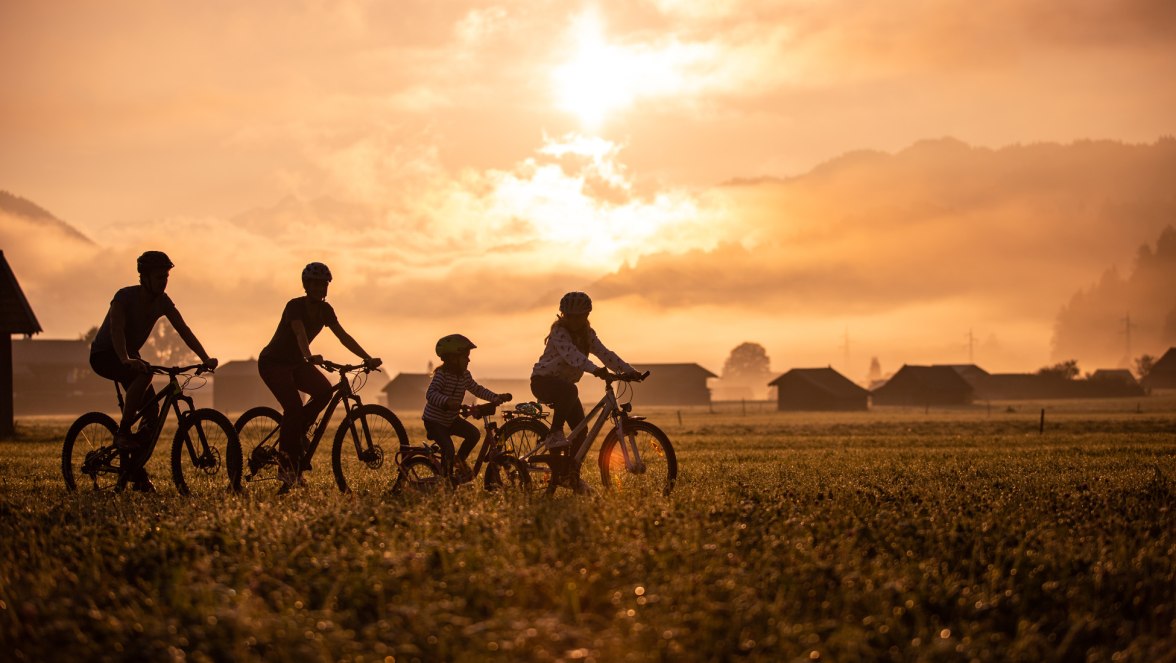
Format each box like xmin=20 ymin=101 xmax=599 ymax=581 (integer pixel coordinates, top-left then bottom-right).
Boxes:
xmin=553 ymin=12 xmax=636 ymax=129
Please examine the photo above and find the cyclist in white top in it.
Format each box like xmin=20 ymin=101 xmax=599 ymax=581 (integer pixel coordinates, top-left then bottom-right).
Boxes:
xmin=529 ymin=291 xmax=639 ymax=451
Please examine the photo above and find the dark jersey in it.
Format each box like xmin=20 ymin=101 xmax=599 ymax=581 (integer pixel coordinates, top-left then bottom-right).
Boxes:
xmin=90 ymin=286 xmax=177 ymax=357
xmin=258 ymin=297 xmax=338 ymax=364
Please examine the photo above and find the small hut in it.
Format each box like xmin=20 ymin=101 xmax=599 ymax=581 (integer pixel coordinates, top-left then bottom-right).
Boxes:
xmin=212 ymin=359 xmax=279 ymax=415
xmin=0 ymin=251 xmax=42 ymax=437
xmin=383 ymin=373 xmax=431 ymax=411
xmin=769 ymin=367 xmax=869 ymax=411
xmin=628 ymin=363 xmax=718 ymax=406
xmin=871 ymin=365 xmax=974 ymax=406
xmin=1142 ymin=349 xmax=1176 ymax=391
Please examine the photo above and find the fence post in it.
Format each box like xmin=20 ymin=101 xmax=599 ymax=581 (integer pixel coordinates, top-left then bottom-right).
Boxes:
xmin=1039 ymin=408 xmax=1045 ymax=434
xmin=677 ymin=410 xmax=682 ymax=426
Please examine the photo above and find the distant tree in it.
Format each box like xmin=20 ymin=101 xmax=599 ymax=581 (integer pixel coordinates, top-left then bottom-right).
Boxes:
xmin=867 ymin=356 xmax=882 ymax=383
xmin=1134 ymin=354 xmax=1157 ymax=379
xmin=1037 ymin=359 xmax=1080 ymax=380
xmin=721 ymin=342 xmax=772 ymax=386
xmin=140 ymin=321 xmax=197 ymax=366
xmin=79 ymin=326 xmax=98 ymax=344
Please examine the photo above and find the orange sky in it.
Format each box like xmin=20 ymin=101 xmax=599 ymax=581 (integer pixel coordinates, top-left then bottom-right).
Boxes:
xmin=2 ymin=1 xmax=1175 ymax=382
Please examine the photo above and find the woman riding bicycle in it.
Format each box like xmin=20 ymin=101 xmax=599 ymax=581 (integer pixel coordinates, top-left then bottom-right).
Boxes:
xmin=88 ymin=250 xmax=219 ymax=492
xmin=530 ymin=291 xmax=639 ymax=453
xmin=257 ymin=262 xmax=381 ymax=492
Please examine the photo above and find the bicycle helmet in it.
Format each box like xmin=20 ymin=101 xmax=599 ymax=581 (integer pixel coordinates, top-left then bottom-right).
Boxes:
xmin=302 ymin=262 xmax=333 ymax=282
xmin=136 ymin=251 xmax=174 ymax=275
xmin=435 ymin=333 xmax=476 ymax=357
xmin=559 ymin=291 xmax=592 ymax=315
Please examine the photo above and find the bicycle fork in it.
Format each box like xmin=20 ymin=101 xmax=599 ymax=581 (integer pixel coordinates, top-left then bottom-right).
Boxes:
xmin=614 ymin=419 xmax=647 ymax=474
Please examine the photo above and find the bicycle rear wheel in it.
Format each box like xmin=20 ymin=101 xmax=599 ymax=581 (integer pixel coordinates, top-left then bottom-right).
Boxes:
xmin=171 ymin=409 xmax=242 ymax=497
xmin=62 ymin=412 xmax=120 ymax=491
xmin=483 ymin=454 xmax=531 ymax=491
xmin=235 ymin=406 xmax=282 ymax=488
xmin=499 ymin=418 xmax=549 ymax=459
xmin=598 ymin=420 xmax=677 ymax=496
xmin=391 ymin=454 xmax=446 ymax=495
xmin=332 ymin=404 xmax=409 ymax=494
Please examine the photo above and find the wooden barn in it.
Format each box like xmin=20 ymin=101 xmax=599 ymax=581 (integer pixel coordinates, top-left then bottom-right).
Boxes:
xmin=12 ymin=338 xmax=110 ymax=415
xmin=628 ymin=363 xmax=717 ymax=406
xmin=1142 ymin=348 xmax=1176 ymax=391
xmin=769 ymin=367 xmax=869 ymax=411
xmin=1 ymin=251 xmax=41 ymax=436
xmin=383 ymin=372 xmax=431 ymax=411
xmin=212 ymin=359 xmax=279 ymax=415
xmin=871 ymin=365 xmax=974 ymax=406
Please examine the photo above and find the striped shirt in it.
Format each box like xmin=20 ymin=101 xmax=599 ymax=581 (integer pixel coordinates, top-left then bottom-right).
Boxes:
xmin=531 ymin=325 xmax=634 ymax=383
xmin=423 ymin=368 xmax=500 ymax=425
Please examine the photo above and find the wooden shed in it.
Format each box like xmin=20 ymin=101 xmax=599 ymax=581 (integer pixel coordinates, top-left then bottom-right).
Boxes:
xmin=628 ymin=363 xmax=718 ymax=406
xmin=871 ymin=365 xmax=974 ymax=406
xmin=212 ymin=359 xmax=279 ymax=415
xmin=383 ymin=372 xmax=431 ymax=412
xmin=12 ymin=338 xmax=110 ymax=415
xmin=1142 ymin=348 xmax=1176 ymax=391
xmin=769 ymin=367 xmax=869 ymax=411
xmin=1 ymin=251 xmax=42 ymax=437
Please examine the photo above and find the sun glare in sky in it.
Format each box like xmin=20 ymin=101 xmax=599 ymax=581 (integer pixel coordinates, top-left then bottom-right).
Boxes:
xmin=553 ymin=12 xmax=640 ymax=129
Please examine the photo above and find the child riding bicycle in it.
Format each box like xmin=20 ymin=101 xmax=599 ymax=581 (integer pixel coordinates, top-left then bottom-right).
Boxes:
xmin=424 ymin=334 xmax=511 ymax=481
xmin=257 ymin=262 xmax=381 ymax=493
xmin=530 ymin=292 xmax=640 ymax=454
xmin=87 ymin=251 xmax=219 ymax=492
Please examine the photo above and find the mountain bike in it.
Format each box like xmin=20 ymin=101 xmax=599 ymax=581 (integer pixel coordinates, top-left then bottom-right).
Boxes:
xmin=233 ymin=359 xmax=411 ymax=494
xmin=61 ymin=363 xmax=240 ymax=496
xmin=504 ymin=371 xmax=678 ymax=496
xmin=396 ymin=400 xmax=530 ymax=493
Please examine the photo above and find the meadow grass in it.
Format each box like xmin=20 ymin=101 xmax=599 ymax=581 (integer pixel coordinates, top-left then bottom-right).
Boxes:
xmin=1 ymin=405 xmax=1174 ymax=662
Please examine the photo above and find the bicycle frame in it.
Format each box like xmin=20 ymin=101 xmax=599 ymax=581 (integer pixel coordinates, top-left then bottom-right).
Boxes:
xmin=284 ymin=361 xmax=376 ymax=465
xmin=526 ymin=374 xmax=649 ymax=473
xmin=465 ymin=403 xmax=511 ymax=478
xmin=115 ymin=364 xmax=211 ymax=479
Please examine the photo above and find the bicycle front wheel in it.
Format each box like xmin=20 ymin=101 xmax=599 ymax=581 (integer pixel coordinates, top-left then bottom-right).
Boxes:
xmin=62 ymin=412 xmax=120 ymax=492
xmin=499 ymin=418 xmax=549 ymax=459
xmin=235 ymin=406 xmax=282 ymax=488
xmin=171 ymin=409 xmax=242 ymax=497
xmin=332 ymin=404 xmax=409 ymax=494
xmin=598 ymin=420 xmax=677 ymax=496
xmin=483 ymin=454 xmax=531 ymax=492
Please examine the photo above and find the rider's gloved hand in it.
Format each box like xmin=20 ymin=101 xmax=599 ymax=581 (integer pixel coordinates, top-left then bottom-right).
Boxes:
xmin=624 ymin=371 xmax=644 ymax=381
xmin=592 ymin=366 xmax=610 ymax=379
xmin=203 ymin=357 xmax=219 ymax=371
xmin=306 ymin=354 xmax=324 ymax=366
xmin=364 ymin=357 xmax=382 ymax=370
xmin=497 ymin=393 xmax=513 ymax=404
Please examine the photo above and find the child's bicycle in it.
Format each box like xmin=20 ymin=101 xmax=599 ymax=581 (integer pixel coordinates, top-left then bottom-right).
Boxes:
xmin=501 ymin=371 xmax=678 ymax=496
xmin=61 ymin=362 xmax=241 ymax=496
xmin=233 ymin=359 xmax=411 ymax=494
xmin=397 ymin=399 xmax=531 ymax=493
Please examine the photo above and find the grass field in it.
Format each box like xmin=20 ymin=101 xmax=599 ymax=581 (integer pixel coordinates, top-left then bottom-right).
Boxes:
xmin=2 ymin=402 xmax=1175 ymax=662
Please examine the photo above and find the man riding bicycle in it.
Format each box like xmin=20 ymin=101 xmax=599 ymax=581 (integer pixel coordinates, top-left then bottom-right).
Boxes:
xmin=257 ymin=262 xmax=381 ymax=494
xmin=87 ymin=251 xmax=219 ymax=492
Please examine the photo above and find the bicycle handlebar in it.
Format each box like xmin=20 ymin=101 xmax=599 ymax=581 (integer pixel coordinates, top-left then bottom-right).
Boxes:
xmin=460 ymin=397 xmax=512 ymax=420
xmin=150 ymin=363 xmax=215 ymax=377
xmin=603 ymin=370 xmax=650 ymax=384
xmin=314 ymin=359 xmax=382 ymax=375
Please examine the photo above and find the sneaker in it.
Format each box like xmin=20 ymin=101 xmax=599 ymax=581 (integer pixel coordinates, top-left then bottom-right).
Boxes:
xmin=543 ymin=431 xmax=570 ymax=450
xmin=131 ymin=478 xmax=157 ymax=493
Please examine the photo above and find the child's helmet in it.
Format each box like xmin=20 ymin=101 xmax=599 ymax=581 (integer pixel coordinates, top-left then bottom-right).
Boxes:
xmin=559 ymin=291 xmax=592 ymax=315
xmin=302 ymin=262 xmax=333 ymax=282
xmin=137 ymin=251 xmax=174 ymax=275
xmin=436 ymin=334 xmax=476 ymax=357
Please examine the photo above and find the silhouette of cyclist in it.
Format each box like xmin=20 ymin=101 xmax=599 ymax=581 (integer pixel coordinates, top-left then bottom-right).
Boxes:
xmin=257 ymin=262 xmax=381 ymax=493
xmin=530 ymin=291 xmax=640 ymax=454
xmin=88 ymin=251 xmax=219 ymax=491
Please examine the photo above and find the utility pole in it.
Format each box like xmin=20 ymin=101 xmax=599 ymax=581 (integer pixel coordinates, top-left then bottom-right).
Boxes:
xmin=1121 ymin=313 xmax=1136 ymax=365
xmin=966 ymin=328 xmax=976 ymax=364
xmin=840 ymin=326 xmax=850 ymax=373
